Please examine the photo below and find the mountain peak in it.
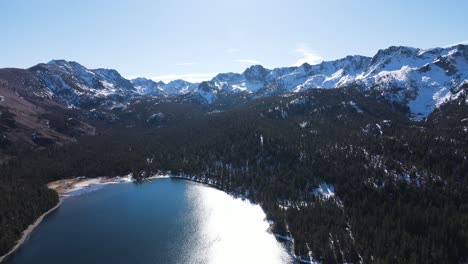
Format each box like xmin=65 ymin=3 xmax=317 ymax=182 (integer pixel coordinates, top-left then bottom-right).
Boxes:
xmin=384 ymin=46 xmax=419 ymax=54
xmin=243 ymin=65 xmax=269 ymax=81
xmin=132 ymin=77 xmax=165 ymax=86
xmin=243 ymin=64 xmax=267 ymax=73
xmin=167 ymin=79 xmax=192 ymax=86
xmin=47 ymin=59 xmax=69 ymax=65
xmin=47 ymin=59 xmax=85 ymax=69
xmin=371 ymin=46 xmax=418 ymax=64
xmin=16 ymin=44 xmax=468 ymax=119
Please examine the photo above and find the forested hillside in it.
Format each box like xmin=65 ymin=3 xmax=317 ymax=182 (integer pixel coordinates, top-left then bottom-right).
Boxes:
xmin=1 ymin=88 xmax=467 ymax=263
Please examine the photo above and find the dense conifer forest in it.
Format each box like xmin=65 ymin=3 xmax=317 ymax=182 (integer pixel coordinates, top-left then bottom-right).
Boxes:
xmin=1 ymin=89 xmax=467 ymax=263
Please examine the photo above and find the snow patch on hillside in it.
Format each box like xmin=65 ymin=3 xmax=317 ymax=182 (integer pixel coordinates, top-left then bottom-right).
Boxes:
xmin=313 ymin=182 xmax=335 ymax=198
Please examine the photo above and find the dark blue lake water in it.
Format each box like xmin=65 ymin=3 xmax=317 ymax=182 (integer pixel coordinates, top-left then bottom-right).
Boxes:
xmin=7 ymin=178 xmax=292 ymax=264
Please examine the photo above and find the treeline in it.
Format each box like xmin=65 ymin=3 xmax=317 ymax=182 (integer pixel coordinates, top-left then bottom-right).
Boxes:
xmin=0 ymin=175 xmax=58 ymax=256
xmin=1 ymin=89 xmax=467 ymax=263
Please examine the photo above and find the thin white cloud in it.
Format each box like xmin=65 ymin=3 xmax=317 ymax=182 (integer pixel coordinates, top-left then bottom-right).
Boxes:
xmin=443 ymin=40 xmax=468 ymax=48
xmin=175 ymin=62 xmax=197 ymax=66
xmin=150 ymin=72 xmax=217 ymax=83
xmin=233 ymin=59 xmax=262 ymax=65
xmin=294 ymin=45 xmax=323 ymax=66
xmin=226 ymin=48 xmax=240 ymax=53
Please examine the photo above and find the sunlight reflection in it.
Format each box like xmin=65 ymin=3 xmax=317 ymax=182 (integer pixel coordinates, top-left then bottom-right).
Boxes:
xmin=186 ymin=183 xmax=292 ymax=264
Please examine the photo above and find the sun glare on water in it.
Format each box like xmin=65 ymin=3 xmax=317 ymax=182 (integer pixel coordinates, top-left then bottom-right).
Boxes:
xmin=183 ymin=184 xmax=293 ymax=264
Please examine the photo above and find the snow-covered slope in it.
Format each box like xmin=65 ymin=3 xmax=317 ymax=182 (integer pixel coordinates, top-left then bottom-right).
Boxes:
xmin=186 ymin=45 xmax=467 ymax=119
xmin=29 ymin=60 xmax=137 ymax=108
xmin=163 ymin=80 xmax=198 ymax=95
xmin=131 ymin=78 xmax=198 ymax=96
xmin=197 ymin=56 xmax=371 ymax=96
xmin=349 ymin=45 xmax=467 ymax=118
xmin=23 ymin=44 xmax=468 ymax=118
xmin=131 ymin=77 xmax=166 ymax=96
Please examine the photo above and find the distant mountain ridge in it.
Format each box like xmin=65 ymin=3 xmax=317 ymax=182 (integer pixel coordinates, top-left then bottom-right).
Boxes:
xmin=6 ymin=44 xmax=468 ymax=119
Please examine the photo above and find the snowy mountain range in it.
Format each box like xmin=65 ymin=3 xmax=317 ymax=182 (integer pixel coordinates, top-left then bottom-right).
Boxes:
xmin=21 ymin=44 xmax=468 ymax=119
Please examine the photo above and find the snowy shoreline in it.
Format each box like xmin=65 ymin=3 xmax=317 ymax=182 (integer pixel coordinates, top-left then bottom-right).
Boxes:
xmin=1 ymin=173 xmax=312 ymax=263
xmin=57 ymin=173 xmax=317 ymax=263
xmin=47 ymin=174 xmax=134 ymax=197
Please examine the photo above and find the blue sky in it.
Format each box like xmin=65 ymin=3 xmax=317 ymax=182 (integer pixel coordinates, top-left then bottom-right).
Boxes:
xmin=1 ymin=0 xmax=467 ymax=83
